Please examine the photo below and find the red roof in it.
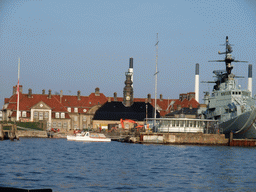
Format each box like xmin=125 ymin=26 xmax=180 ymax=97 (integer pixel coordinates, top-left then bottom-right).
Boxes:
xmin=3 ymin=88 xmax=199 ymax=117
xmin=4 ymin=92 xmax=108 ymax=115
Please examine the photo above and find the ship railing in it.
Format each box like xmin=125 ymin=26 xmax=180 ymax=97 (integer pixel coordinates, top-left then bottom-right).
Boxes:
xmin=144 ymin=118 xmax=221 ymax=134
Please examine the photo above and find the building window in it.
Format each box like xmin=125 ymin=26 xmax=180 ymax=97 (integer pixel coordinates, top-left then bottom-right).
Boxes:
xmin=18 ymin=111 xmax=21 ymax=117
xmin=83 ymin=124 xmax=86 ymax=129
xmin=22 ymin=111 xmax=26 ymax=117
xmin=34 ymin=112 xmax=38 ymax=118
xmin=58 ymin=122 xmax=62 ymax=128
xmin=55 ymin=112 xmax=59 ymax=118
xmin=52 ymin=122 xmax=56 ymax=128
xmin=63 ymin=122 xmax=67 ymax=128
xmin=83 ymin=116 xmax=87 ymax=121
xmin=67 ymin=107 xmax=71 ymax=112
xmin=74 ymin=108 xmax=78 ymax=113
xmin=74 ymin=116 xmax=78 ymax=122
xmin=44 ymin=112 xmax=49 ymax=118
xmin=61 ymin=113 xmax=65 ymax=118
xmin=39 ymin=112 xmax=43 ymax=120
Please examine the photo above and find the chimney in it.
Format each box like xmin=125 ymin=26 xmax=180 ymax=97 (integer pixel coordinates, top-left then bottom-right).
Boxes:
xmin=248 ymin=64 xmax=252 ymax=97
xmin=195 ymin=63 xmax=199 ymax=103
xmin=48 ymin=89 xmax=52 ymax=99
xmin=147 ymin=94 xmax=151 ymax=103
xmin=179 ymin=94 xmax=187 ymax=101
xmin=114 ymin=92 xmax=117 ymax=101
xmin=13 ymin=85 xmax=23 ymax=95
xmin=95 ymin=87 xmax=100 ymax=96
xmin=42 ymin=89 xmax=45 ymax=95
xmin=13 ymin=86 xmax=16 ymax=95
xmin=60 ymin=90 xmax=63 ymax=103
xmin=77 ymin=90 xmax=81 ymax=100
xmin=28 ymin=88 xmax=32 ymax=98
xmin=160 ymin=94 xmax=163 ymax=101
xmin=108 ymin=97 xmax=111 ymax=102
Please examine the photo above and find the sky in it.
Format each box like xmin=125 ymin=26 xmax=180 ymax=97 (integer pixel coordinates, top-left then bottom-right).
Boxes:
xmin=0 ymin=0 xmax=255 ymax=106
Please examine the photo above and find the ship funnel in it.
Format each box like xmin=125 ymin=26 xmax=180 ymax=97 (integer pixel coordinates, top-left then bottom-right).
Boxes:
xmin=195 ymin=63 xmax=199 ymax=103
xmin=248 ymin=64 xmax=252 ymax=96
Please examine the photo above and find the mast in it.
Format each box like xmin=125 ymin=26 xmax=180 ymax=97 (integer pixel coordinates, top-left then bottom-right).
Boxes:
xmin=154 ymin=33 xmax=159 ymax=120
xmin=16 ymin=58 xmax=20 ymax=121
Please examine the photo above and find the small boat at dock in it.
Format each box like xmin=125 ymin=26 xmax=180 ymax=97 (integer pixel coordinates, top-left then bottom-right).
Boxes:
xmin=67 ymin=132 xmax=111 ymax=142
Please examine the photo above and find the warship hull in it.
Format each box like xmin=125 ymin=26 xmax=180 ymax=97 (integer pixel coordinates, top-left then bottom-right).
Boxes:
xmin=220 ymin=109 xmax=256 ymax=139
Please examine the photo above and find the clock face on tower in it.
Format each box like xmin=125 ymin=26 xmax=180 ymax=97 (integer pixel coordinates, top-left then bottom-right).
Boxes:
xmin=126 ymin=96 xmax=130 ymax=100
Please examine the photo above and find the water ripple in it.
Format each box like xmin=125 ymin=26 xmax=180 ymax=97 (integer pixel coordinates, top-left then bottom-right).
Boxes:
xmin=1 ymin=138 xmax=256 ymax=191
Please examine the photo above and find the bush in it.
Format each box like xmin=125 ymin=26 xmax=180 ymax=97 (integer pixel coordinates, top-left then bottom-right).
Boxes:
xmin=0 ymin=121 xmax=44 ymax=131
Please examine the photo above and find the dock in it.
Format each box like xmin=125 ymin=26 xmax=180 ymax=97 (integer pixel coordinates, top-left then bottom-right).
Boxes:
xmin=0 ymin=123 xmax=19 ymax=140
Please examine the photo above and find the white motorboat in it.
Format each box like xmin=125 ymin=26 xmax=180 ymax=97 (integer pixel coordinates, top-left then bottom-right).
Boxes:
xmin=67 ymin=132 xmax=111 ymax=142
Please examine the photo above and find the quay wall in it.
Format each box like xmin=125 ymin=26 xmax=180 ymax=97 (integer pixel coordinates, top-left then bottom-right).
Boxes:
xmin=141 ymin=132 xmax=228 ymax=145
xmin=17 ymin=130 xmax=48 ymax=138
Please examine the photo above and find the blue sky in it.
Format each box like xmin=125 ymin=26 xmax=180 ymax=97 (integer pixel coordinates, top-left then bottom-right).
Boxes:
xmin=0 ymin=0 xmax=255 ymax=106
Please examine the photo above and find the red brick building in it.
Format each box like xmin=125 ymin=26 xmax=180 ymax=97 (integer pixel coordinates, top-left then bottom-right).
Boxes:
xmin=2 ymin=85 xmax=199 ymax=131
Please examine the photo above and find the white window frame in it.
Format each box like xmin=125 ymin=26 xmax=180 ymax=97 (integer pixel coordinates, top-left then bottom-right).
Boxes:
xmin=34 ymin=112 xmax=38 ymax=118
xmin=58 ymin=122 xmax=62 ymax=128
xmin=63 ymin=122 xmax=67 ymax=128
xmin=44 ymin=112 xmax=49 ymax=118
xmin=55 ymin=112 xmax=59 ymax=118
xmin=52 ymin=122 xmax=57 ymax=128
xmin=22 ymin=111 xmax=26 ymax=117
xmin=67 ymin=107 xmax=71 ymax=112
xmin=39 ymin=112 xmax=43 ymax=120
xmin=74 ymin=108 xmax=78 ymax=113
xmin=61 ymin=113 xmax=65 ymax=118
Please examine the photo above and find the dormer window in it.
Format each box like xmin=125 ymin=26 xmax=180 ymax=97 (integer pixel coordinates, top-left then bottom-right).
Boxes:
xmin=61 ymin=113 xmax=65 ymax=118
xmin=74 ymin=108 xmax=78 ymax=113
xmin=67 ymin=107 xmax=71 ymax=112
xmin=55 ymin=112 xmax=59 ymax=118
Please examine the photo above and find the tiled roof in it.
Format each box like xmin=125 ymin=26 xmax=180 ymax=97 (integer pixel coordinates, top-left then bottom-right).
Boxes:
xmin=3 ymin=88 xmax=199 ymax=118
xmin=4 ymin=92 xmax=108 ymax=114
xmin=4 ymin=98 xmax=10 ymax=104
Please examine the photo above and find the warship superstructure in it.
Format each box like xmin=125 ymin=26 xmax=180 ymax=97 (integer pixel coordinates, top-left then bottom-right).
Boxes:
xmin=199 ymin=36 xmax=256 ymax=138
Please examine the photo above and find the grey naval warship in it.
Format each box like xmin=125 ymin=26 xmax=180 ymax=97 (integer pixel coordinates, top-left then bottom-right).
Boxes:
xmin=199 ymin=36 xmax=256 ymax=139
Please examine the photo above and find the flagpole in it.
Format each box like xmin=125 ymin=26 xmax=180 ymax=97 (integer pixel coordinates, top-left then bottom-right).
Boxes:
xmin=16 ymin=58 xmax=20 ymax=121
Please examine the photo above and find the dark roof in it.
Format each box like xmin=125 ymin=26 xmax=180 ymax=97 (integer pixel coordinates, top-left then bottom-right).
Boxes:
xmin=93 ymin=101 xmax=160 ymax=121
xmin=165 ymin=107 xmax=198 ymax=117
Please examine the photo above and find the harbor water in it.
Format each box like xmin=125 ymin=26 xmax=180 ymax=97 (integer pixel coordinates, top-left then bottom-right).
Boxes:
xmin=1 ymin=138 xmax=256 ymax=191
